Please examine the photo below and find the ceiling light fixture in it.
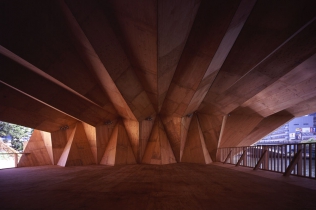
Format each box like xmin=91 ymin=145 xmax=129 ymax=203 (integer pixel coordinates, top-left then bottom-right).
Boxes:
xmin=60 ymin=125 xmax=69 ymax=130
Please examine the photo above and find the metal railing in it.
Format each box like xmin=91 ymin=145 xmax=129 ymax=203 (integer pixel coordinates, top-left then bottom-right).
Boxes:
xmin=0 ymin=140 xmax=27 ymax=169
xmin=217 ymin=143 xmax=315 ymax=179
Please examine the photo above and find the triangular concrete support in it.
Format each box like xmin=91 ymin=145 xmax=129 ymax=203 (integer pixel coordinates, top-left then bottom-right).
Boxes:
xmin=18 ymin=130 xmax=52 ymax=167
xmin=197 ymin=113 xmax=224 ymax=162
xmin=95 ymin=120 xmax=118 ymax=164
xmin=82 ymin=122 xmax=97 ymax=163
xmin=139 ymin=117 xmax=155 ymax=163
xmin=142 ymin=116 xmax=176 ymax=165
xmin=161 ymin=116 xmax=192 ymax=162
xmin=100 ymin=120 xmax=137 ymax=166
xmin=181 ymin=114 xmax=212 ymax=164
xmin=57 ymin=122 xmax=95 ymax=166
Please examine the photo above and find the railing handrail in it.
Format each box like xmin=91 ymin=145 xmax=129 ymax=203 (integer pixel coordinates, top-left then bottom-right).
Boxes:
xmin=218 ymin=142 xmax=315 ymax=179
xmin=218 ymin=142 xmax=315 ymax=150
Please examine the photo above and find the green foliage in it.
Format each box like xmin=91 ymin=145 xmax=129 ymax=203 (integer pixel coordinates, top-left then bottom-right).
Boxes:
xmin=301 ymin=138 xmax=316 ymax=143
xmin=0 ymin=121 xmax=33 ymax=151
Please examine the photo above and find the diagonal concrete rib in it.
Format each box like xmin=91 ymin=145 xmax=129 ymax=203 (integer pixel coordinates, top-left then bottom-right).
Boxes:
xmin=238 ymin=111 xmax=294 ymax=147
xmin=286 ymin=95 xmax=316 ymax=117
xmin=218 ymin=107 xmax=264 ymax=148
xmin=199 ymin=1 xmax=316 ymax=116
xmin=199 ymin=17 xmax=316 ymax=116
xmin=160 ymin=0 xmax=243 ymax=117
xmin=0 ymin=80 xmax=81 ymax=122
xmin=58 ymin=0 xmax=137 ymax=121
xmin=0 ymin=83 xmax=78 ymax=132
xmin=101 ymin=0 xmax=200 ymax=113
xmin=181 ymin=113 xmax=212 ymax=164
xmin=184 ymin=0 xmax=256 ymax=115
xmin=0 ymin=45 xmax=105 ymax=109
xmin=208 ymin=0 xmax=316 ymax=96
xmin=65 ymin=0 xmax=156 ymax=121
xmin=241 ymin=53 xmax=316 ymax=117
xmin=157 ymin=0 xmax=200 ymax=112
xmin=0 ymin=46 xmax=118 ymax=126
xmin=0 ymin=53 xmax=117 ymax=126
xmin=100 ymin=0 xmax=159 ymax=113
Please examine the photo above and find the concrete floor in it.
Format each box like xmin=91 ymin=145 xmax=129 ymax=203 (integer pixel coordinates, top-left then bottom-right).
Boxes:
xmin=0 ymin=163 xmax=315 ymax=210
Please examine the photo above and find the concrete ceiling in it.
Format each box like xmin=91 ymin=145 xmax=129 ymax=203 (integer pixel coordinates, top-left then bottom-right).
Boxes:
xmin=1 ymin=0 xmax=316 ymax=148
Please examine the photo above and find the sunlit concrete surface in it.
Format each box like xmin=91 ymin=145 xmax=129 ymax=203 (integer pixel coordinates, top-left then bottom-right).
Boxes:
xmin=0 ymin=163 xmax=315 ymax=210
xmin=0 ymin=159 xmax=15 ymax=169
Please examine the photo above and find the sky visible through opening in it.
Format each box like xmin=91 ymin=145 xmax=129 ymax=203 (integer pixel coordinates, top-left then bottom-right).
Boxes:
xmin=255 ymin=112 xmax=316 ymax=145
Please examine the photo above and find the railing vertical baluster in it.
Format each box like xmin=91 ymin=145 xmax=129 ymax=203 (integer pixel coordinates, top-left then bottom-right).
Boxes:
xmin=219 ymin=143 xmax=315 ymax=179
xmin=260 ymin=146 xmax=263 ymax=169
xmin=222 ymin=148 xmax=228 ymax=160
xmin=308 ymin=144 xmax=313 ymax=177
xmin=265 ymin=146 xmax=273 ymax=170
xmin=271 ymin=146 xmax=272 ymax=170
xmin=281 ymin=145 xmax=283 ymax=172
xmin=271 ymin=146 xmax=272 ymax=171
xmin=256 ymin=146 xmax=258 ymax=167
xmin=291 ymin=145 xmax=294 ymax=174
xmin=258 ymin=146 xmax=260 ymax=169
xmin=254 ymin=147 xmax=256 ymax=167
xmin=277 ymin=146 xmax=280 ymax=172
xmin=245 ymin=147 xmax=247 ymax=167
xmin=224 ymin=148 xmax=226 ymax=162
xmin=223 ymin=148 xmax=225 ymax=162
xmin=247 ymin=147 xmax=249 ymax=167
xmin=297 ymin=144 xmax=302 ymax=176
xmin=271 ymin=145 xmax=273 ymax=171
xmin=273 ymin=145 xmax=278 ymax=171
xmin=296 ymin=144 xmax=298 ymax=175
xmin=249 ymin=147 xmax=251 ymax=167
xmin=303 ymin=144 xmax=306 ymax=177
xmin=274 ymin=145 xmax=276 ymax=171
xmin=267 ymin=146 xmax=270 ymax=170
xmin=264 ymin=146 xmax=269 ymax=170
xmin=254 ymin=146 xmax=256 ymax=167
xmin=232 ymin=148 xmax=235 ymax=164
xmin=293 ymin=145 xmax=296 ymax=175
xmin=251 ymin=147 xmax=256 ymax=166
xmin=314 ymin=143 xmax=316 ymax=178
xmin=276 ymin=145 xmax=278 ymax=171
xmin=276 ymin=146 xmax=278 ymax=172
xmin=285 ymin=145 xmax=288 ymax=172
xmin=233 ymin=148 xmax=236 ymax=164
xmin=279 ymin=145 xmax=282 ymax=172
xmin=246 ymin=147 xmax=248 ymax=167
xmin=243 ymin=147 xmax=246 ymax=166
xmin=255 ymin=146 xmax=257 ymax=167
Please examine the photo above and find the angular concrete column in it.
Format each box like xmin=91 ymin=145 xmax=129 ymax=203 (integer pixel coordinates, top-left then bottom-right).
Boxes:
xmin=181 ymin=114 xmax=212 ymax=164
xmin=100 ymin=120 xmax=136 ymax=166
xmin=142 ymin=116 xmax=176 ymax=164
xmin=18 ymin=130 xmax=52 ymax=167
xmin=57 ymin=122 xmax=95 ymax=166
xmin=161 ymin=116 xmax=192 ymax=162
